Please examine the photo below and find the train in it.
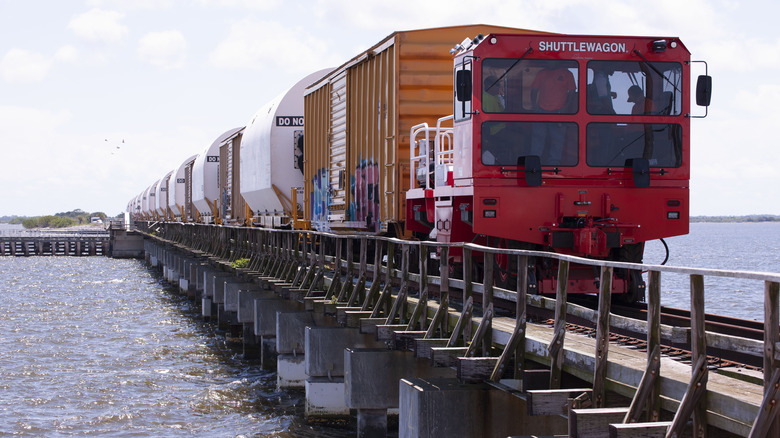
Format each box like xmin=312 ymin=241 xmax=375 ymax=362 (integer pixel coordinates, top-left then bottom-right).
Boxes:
xmin=129 ymin=25 xmax=711 ymax=302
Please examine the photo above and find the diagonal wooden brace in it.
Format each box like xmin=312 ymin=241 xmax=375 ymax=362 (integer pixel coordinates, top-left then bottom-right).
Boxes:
xmin=490 ymin=312 xmax=526 ymax=382
xmin=465 ymin=303 xmax=494 ymax=358
xmin=424 ymin=297 xmax=449 ymax=339
xmin=405 ymin=288 xmax=428 ymax=331
xmin=749 ymin=367 xmax=780 ymax=438
xmin=666 ymin=355 xmax=708 ymax=438
xmin=370 ymin=282 xmax=392 ymax=318
xmin=384 ymin=282 xmax=408 ymax=325
xmin=360 ymin=277 xmax=382 ymax=311
xmin=447 ymin=296 xmax=474 ymax=348
xmin=624 ymin=344 xmax=662 ymax=423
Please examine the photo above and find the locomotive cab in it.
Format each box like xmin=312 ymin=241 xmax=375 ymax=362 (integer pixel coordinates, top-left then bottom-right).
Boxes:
xmin=406 ymin=33 xmax=711 ymax=300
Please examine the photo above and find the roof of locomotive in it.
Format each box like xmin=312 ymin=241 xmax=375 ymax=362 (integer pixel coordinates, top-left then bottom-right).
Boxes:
xmin=461 ymin=32 xmax=691 ymax=57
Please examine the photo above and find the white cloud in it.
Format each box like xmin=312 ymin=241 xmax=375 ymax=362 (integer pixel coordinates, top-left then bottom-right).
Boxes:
xmin=733 ymin=84 xmax=780 ymax=114
xmin=68 ymin=8 xmax=128 ymax=43
xmin=86 ymin=0 xmax=175 ymax=9
xmin=137 ymin=31 xmax=187 ymax=69
xmin=0 ymin=106 xmax=73 ymax=186
xmin=209 ymin=19 xmax=340 ymax=73
xmin=0 ymin=106 xmax=72 ymax=135
xmin=310 ymin=0 xmax=481 ymax=32
xmin=55 ymin=45 xmax=79 ymax=63
xmin=0 ymin=49 xmax=52 ymax=83
xmin=197 ymin=0 xmax=281 ymax=8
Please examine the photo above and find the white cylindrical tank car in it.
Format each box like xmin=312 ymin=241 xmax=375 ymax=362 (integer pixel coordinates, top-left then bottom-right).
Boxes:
xmin=191 ymin=128 xmax=243 ymax=224
xmin=218 ymin=128 xmax=247 ymax=225
xmin=147 ymin=179 xmax=160 ymax=220
xmin=165 ymin=167 xmax=178 ymax=220
xmin=155 ymin=170 xmax=173 ymax=219
xmin=140 ymin=190 xmax=146 ymax=219
xmin=240 ymin=69 xmax=331 ymax=227
xmin=130 ymin=194 xmax=139 ymax=220
xmin=134 ymin=194 xmax=142 ymax=220
xmin=168 ymin=155 xmax=198 ymax=221
xmin=141 ymin=185 xmax=153 ymax=219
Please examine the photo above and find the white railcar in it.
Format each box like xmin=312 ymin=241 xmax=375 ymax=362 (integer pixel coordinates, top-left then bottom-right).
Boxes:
xmin=240 ymin=69 xmax=331 ymax=227
xmin=191 ymin=128 xmax=243 ymax=223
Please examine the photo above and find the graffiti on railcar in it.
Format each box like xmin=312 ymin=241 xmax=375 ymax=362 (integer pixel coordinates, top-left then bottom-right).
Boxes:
xmin=311 ymin=168 xmax=330 ymax=226
xmin=348 ymin=156 xmax=380 ymax=231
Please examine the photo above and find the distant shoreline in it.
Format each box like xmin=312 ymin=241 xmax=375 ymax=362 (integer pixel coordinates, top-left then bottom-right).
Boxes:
xmin=691 ymin=215 xmax=780 ymax=223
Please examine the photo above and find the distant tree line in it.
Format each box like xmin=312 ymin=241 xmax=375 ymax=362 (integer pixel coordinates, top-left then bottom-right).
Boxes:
xmin=1 ymin=209 xmax=108 ymax=229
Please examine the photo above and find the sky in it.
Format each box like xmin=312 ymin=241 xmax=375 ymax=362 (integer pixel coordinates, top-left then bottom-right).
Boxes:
xmin=0 ymin=0 xmax=778 ymax=217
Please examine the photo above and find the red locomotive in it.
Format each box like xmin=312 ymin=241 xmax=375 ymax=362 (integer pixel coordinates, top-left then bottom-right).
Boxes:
xmin=406 ymin=33 xmax=711 ymax=301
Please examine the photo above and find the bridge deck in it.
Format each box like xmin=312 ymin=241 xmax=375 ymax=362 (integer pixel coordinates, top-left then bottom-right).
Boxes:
xmin=137 ymin=222 xmax=779 ymax=436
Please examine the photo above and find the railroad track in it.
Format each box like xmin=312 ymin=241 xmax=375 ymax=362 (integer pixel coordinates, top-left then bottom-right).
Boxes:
xmin=611 ymin=302 xmax=765 ymax=341
xmin=532 ymin=297 xmax=767 ymax=371
xmin=549 ymin=318 xmax=762 ymax=371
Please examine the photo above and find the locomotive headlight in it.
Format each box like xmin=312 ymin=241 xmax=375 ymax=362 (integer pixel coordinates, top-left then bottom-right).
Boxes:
xmin=667 ymin=211 xmax=680 ymax=219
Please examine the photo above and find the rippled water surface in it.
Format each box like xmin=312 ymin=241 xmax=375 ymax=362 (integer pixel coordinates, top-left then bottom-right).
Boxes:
xmin=644 ymin=222 xmax=780 ymax=321
xmin=0 ymin=257 xmax=352 ymax=437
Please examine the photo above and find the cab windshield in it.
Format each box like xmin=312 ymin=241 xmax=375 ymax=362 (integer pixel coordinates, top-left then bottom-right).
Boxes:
xmin=586 ymin=123 xmax=682 ymax=167
xmin=478 ymin=58 xmax=684 ymax=169
xmin=586 ymin=61 xmax=682 ymax=116
xmin=482 ymin=59 xmax=578 ymax=114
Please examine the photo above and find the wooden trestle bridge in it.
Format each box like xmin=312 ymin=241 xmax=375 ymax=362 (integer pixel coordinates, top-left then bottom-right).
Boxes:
xmin=134 ymin=221 xmax=780 ymax=437
xmin=0 ymin=229 xmax=110 ymax=256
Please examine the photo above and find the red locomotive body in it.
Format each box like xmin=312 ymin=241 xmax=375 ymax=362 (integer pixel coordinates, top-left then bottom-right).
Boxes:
xmin=407 ymin=33 xmax=708 ymax=300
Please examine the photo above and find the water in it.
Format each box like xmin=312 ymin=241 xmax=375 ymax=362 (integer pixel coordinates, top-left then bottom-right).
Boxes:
xmin=643 ymin=222 xmax=780 ymax=321
xmin=0 ymin=222 xmax=777 ymax=435
xmin=0 ymin=257 xmax=352 ymax=437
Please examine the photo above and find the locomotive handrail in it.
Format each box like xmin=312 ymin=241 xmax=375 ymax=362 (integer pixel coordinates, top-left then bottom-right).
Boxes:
xmin=410 ymin=122 xmax=435 ymax=190
xmin=434 ymin=115 xmax=454 ymax=167
xmin=410 ymin=117 xmax=455 ymax=191
xmin=434 ymin=115 xmax=455 ymax=187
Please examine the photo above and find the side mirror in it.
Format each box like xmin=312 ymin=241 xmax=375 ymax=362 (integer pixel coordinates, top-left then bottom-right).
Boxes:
xmin=455 ymin=70 xmax=472 ymax=102
xmin=696 ymin=75 xmax=712 ymax=107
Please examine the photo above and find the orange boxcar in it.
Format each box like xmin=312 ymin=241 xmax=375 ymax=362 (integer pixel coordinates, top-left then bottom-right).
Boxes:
xmin=303 ymin=25 xmax=546 ymax=235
